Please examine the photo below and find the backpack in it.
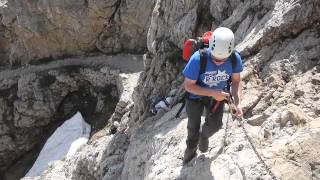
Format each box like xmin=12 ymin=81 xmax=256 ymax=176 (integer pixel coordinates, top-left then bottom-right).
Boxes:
xmin=175 ymin=31 xmax=239 ymax=118
xmin=182 ymin=31 xmax=212 ymax=61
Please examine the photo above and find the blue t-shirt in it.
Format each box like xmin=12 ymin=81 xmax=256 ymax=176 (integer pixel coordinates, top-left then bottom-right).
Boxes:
xmin=183 ymin=49 xmax=243 ymax=99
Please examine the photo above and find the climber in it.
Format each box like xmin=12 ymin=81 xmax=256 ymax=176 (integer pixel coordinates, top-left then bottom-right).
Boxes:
xmin=182 ymin=27 xmax=244 ymax=164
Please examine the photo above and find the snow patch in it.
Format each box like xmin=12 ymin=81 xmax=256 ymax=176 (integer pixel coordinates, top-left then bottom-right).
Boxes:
xmin=25 ymin=112 xmax=91 ymax=177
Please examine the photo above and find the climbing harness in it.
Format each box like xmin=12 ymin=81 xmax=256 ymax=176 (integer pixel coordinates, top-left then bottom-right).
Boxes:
xmin=225 ymin=94 xmax=278 ymax=180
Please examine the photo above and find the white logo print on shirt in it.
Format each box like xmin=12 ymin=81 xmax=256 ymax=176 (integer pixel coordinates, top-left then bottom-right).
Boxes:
xmin=203 ymin=70 xmax=230 ymax=87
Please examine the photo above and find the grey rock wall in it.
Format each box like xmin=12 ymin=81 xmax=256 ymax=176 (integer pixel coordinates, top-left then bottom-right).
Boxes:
xmin=0 ymin=0 xmax=154 ymax=65
xmin=5 ymin=0 xmax=320 ymax=179
xmin=128 ymin=0 xmax=320 ymax=179
xmin=0 ymin=60 xmax=120 ymax=174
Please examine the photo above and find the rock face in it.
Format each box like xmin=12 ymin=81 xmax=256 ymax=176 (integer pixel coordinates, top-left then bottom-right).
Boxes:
xmin=0 ymin=0 xmax=154 ymax=65
xmin=3 ymin=0 xmax=320 ymax=179
xmin=0 ymin=56 xmax=125 ymax=176
xmin=133 ymin=0 xmax=320 ymax=122
xmin=119 ymin=0 xmax=320 ymax=179
xmin=21 ymin=58 xmax=142 ymax=180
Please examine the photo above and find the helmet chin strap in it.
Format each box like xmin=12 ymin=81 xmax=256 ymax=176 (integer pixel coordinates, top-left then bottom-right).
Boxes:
xmin=211 ymin=54 xmax=227 ymax=63
xmin=214 ymin=58 xmax=226 ymax=62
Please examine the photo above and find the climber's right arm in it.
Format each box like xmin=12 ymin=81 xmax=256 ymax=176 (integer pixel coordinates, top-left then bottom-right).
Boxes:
xmin=183 ymin=78 xmax=229 ymax=101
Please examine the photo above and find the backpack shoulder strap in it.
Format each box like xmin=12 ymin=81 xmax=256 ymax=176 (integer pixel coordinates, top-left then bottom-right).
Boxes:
xmin=177 ymin=50 xmax=207 ymax=117
xmin=230 ymin=50 xmax=238 ymax=71
xmin=226 ymin=50 xmax=239 ymax=91
xmin=194 ymin=49 xmax=207 ymax=86
xmin=199 ymin=49 xmax=207 ymax=75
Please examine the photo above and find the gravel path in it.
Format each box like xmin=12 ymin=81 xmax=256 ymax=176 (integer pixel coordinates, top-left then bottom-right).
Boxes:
xmin=0 ymin=54 xmax=144 ymax=81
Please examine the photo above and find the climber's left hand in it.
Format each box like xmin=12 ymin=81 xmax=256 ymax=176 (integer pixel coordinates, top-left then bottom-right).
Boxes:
xmin=235 ymin=105 xmax=243 ymax=118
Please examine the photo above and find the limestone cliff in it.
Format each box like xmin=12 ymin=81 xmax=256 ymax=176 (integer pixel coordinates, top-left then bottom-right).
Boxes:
xmin=0 ymin=0 xmax=154 ymax=65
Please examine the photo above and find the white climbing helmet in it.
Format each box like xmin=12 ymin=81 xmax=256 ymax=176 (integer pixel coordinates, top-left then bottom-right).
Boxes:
xmin=209 ymin=27 xmax=235 ymax=60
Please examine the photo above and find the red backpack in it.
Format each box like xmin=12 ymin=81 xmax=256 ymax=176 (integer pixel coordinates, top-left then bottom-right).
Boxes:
xmin=182 ymin=31 xmax=213 ymax=61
